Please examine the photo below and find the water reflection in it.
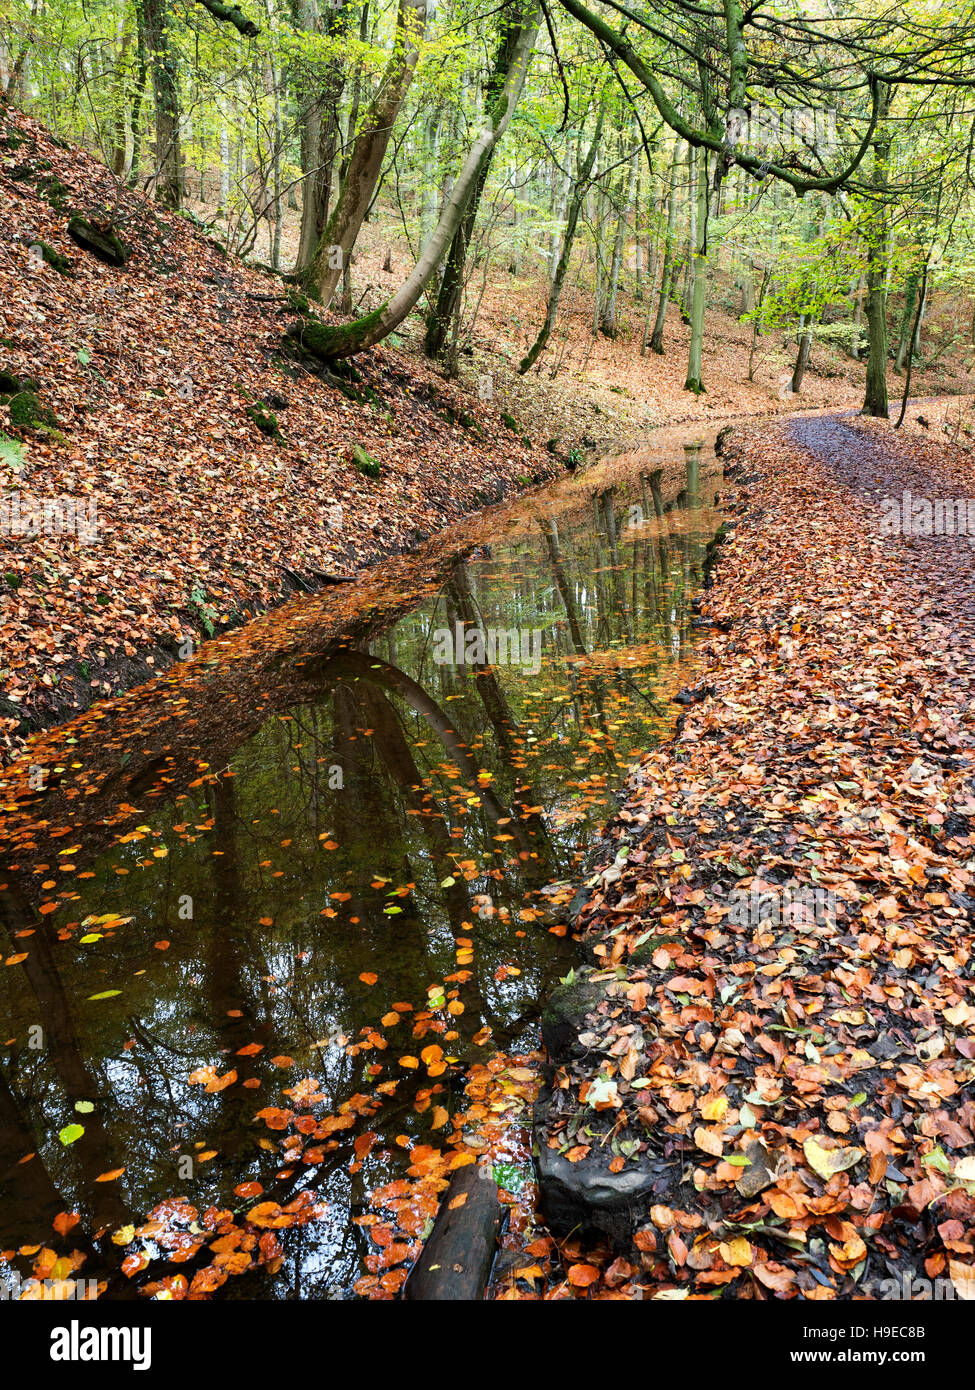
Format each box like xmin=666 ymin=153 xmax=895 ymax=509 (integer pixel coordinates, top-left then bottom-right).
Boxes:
xmin=0 ymin=433 xmax=722 ymax=1298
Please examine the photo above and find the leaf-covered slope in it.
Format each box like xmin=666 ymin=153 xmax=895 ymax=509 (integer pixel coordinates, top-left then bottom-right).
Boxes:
xmin=0 ymin=108 xmax=554 ymax=760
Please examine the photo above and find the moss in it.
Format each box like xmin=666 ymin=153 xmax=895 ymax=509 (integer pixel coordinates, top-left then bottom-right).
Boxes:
xmin=66 ymin=214 xmax=130 ymax=267
xmin=1 ymin=133 xmax=27 ymax=151
xmin=295 ymin=306 xmax=388 ymax=361
xmin=9 ymin=390 xmax=57 ymax=431
xmin=286 ymin=287 xmax=312 ymax=316
xmin=352 ymin=443 xmax=381 ymax=479
xmin=500 ymin=411 xmax=520 ymax=433
xmin=245 ymin=404 xmax=283 ymax=442
xmin=629 ymin=934 xmax=682 ymax=967
xmin=540 ymin=971 xmax=612 ymax=1061
xmin=37 ymin=175 xmax=69 ymax=210
xmin=32 ymin=241 xmax=72 ymax=275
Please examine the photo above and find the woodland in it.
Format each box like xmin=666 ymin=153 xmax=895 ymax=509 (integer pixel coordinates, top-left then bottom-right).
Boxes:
xmin=2 ymin=0 xmax=975 ymax=1329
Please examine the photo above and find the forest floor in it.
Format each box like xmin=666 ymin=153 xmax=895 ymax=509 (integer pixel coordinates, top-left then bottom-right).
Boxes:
xmin=2 ymin=105 xmax=972 ymax=761
xmin=492 ymin=409 xmax=975 ymax=1300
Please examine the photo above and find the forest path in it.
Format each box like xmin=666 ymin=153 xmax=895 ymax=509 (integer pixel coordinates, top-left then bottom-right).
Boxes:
xmin=789 ymin=410 xmax=975 ymax=654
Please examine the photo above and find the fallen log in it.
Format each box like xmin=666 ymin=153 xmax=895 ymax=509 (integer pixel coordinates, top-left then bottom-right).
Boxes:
xmin=403 ymin=1159 xmax=503 ymax=1300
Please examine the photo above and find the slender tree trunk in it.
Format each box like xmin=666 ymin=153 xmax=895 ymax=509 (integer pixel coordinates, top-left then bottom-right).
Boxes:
xmin=600 ymin=135 xmax=638 ymax=338
xmin=518 ymin=85 xmax=607 ymax=374
xmin=139 ymin=0 xmax=182 ymax=208
xmin=791 ymin=314 xmax=813 ymax=393
xmin=307 ymin=0 xmax=426 ymax=303
xmin=649 ymin=141 xmax=681 ymax=354
xmin=684 ymin=146 xmax=711 ymax=394
xmin=862 ymin=86 xmax=891 ymax=418
xmin=424 ymin=15 xmax=524 ymax=363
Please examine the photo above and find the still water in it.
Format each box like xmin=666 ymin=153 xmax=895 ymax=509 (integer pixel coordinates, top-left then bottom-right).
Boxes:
xmin=0 ymin=427 xmax=724 ymax=1298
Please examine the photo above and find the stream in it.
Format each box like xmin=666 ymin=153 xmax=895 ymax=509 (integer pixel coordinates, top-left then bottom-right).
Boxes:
xmin=0 ymin=420 xmax=730 ymax=1299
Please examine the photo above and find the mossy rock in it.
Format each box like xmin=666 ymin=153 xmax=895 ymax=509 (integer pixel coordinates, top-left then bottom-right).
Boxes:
xmin=30 ymin=241 xmax=72 ymax=275
xmin=500 ymin=411 xmax=520 ymax=433
xmin=286 ymin=287 xmax=312 ymax=316
xmin=352 ymin=443 xmax=381 ymax=479
xmin=245 ymin=404 xmax=283 ymax=442
xmin=0 ymin=370 xmax=22 ymax=395
xmin=66 ymin=214 xmax=130 ymax=267
xmin=9 ymin=390 xmax=57 ymax=432
xmin=37 ymin=175 xmax=70 ymax=210
xmin=628 ymin=933 xmax=682 ymax=968
xmin=540 ymin=970 xmax=612 ymax=1062
xmin=1 ymin=133 xmax=27 ymax=152
xmin=9 ymin=161 xmax=35 ymax=181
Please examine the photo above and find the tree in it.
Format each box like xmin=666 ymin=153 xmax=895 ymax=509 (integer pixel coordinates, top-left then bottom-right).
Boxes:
xmin=304 ymin=0 xmax=427 ymax=303
xmin=294 ymin=3 xmax=540 ymax=360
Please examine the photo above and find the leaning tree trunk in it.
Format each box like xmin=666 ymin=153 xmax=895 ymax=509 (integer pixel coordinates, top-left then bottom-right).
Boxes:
xmin=518 ymin=86 xmax=607 ymax=374
xmin=293 ymin=6 xmax=540 ymax=360
xmin=424 ymin=14 xmax=525 ymax=364
xmin=306 ymin=0 xmax=426 ymax=303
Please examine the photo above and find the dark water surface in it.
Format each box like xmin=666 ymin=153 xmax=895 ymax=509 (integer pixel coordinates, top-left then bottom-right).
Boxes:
xmin=0 ymin=425 xmax=726 ymax=1298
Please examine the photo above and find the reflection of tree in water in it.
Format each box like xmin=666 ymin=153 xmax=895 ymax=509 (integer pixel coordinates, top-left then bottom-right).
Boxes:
xmin=0 ymin=449 xmax=724 ymax=1296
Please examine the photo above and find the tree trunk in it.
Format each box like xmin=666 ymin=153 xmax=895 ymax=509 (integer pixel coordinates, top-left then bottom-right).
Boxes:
xmin=293 ymin=0 xmax=349 ymax=274
xmin=684 ymin=146 xmax=710 ymax=394
xmin=649 ymin=141 xmax=681 ymax=354
xmin=600 ymin=135 xmax=638 ymax=338
xmin=139 ymin=0 xmax=183 ymax=208
xmin=307 ymin=0 xmax=426 ymax=303
xmin=791 ymin=315 xmax=813 ymax=393
xmin=518 ymin=84 xmax=607 ymax=374
xmin=424 ymin=15 xmax=525 ymax=363
xmin=861 ymin=85 xmax=891 ymax=418
xmin=294 ymin=6 xmax=540 ymax=360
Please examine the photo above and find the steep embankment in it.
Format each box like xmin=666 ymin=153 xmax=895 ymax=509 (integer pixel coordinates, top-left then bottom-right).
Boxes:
xmin=0 ymin=108 xmax=559 ymax=760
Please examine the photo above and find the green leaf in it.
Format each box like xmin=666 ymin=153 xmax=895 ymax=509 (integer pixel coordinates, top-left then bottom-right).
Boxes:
xmin=59 ymin=1123 xmax=84 ymax=1145
xmin=87 ymin=989 xmax=121 ymax=1000
xmin=74 ymin=1101 xmax=94 ymax=1113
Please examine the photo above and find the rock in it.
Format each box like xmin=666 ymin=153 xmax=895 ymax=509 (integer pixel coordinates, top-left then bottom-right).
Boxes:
xmin=29 ymin=241 xmax=72 ymax=275
xmin=533 ymin=1091 xmax=663 ymax=1245
xmin=66 ymin=214 xmax=130 ymax=266
xmin=714 ymin=424 xmax=735 ymax=456
xmin=540 ymin=968 xmax=612 ymax=1062
xmin=352 ymin=443 xmax=381 ymax=479
xmin=8 ymin=389 xmax=57 ymax=432
xmin=245 ymin=404 xmax=283 ymax=442
xmin=629 ymin=933 xmax=681 ymax=967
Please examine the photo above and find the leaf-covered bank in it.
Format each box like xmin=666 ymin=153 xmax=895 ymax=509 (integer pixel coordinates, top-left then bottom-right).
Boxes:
xmin=522 ymin=412 xmax=975 ymax=1300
